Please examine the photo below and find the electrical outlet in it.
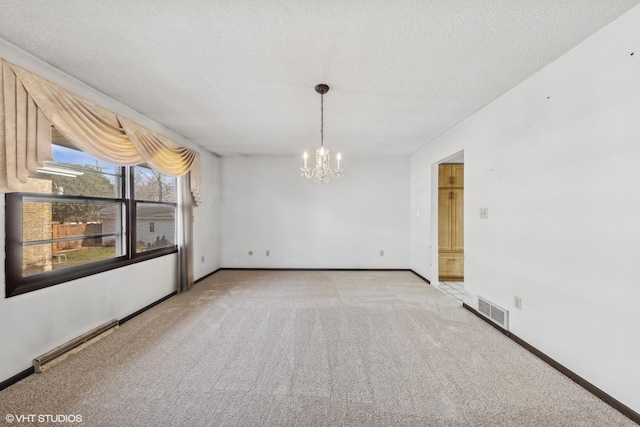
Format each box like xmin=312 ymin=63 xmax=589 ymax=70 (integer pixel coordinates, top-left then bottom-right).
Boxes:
xmin=514 ymin=296 xmax=522 ymax=310
xmin=266 ymin=250 xmax=270 ymax=256
xmin=380 ymin=250 xmax=384 ymax=257
xmin=480 ymin=208 xmax=489 ymax=219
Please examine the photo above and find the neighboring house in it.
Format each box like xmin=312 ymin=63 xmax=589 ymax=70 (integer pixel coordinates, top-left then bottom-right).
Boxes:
xmin=99 ymin=205 xmax=175 ymax=250
xmin=136 ymin=206 xmax=176 ymax=249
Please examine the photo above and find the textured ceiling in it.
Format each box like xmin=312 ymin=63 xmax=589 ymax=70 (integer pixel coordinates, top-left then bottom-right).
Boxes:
xmin=0 ymin=1 xmax=639 ymax=156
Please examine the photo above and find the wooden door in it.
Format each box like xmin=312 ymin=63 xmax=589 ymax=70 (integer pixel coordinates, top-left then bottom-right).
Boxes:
xmin=450 ymin=164 xmax=464 ymax=189
xmin=439 ymin=254 xmax=464 ymax=278
xmin=451 ymin=189 xmax=464 ymax=251
xmin=438 ymin=190 xmax=452 ymax=250
xmin=438 ymin=164 xmax=451 ymax=188
xmin=438 ymin=164 xmax=463 ymax=188
xmin=438 ymin=163 xmax=464 ymax=281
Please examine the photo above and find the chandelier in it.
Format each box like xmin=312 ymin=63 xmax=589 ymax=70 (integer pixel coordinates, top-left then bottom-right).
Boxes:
xmin=301 ymin=84 xmax=343 ymax=184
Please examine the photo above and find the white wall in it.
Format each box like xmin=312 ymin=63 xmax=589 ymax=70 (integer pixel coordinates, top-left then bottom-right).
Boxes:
xmin=0 ymin=42 xmax=221 ymax=384
xmin=411 ymin=6 xmax=640 ymax=413
xmin=221 ymin=156 xmax=410 ymax=268
xmin=193 ymin=151 xmax=221 ymax=280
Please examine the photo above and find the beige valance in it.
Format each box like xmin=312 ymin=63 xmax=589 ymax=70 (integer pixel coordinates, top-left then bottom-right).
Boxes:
xmin=0 ymin=58 xmax=202 ymax=205
xmin=118 ymin=116 xmax=202 ymax=206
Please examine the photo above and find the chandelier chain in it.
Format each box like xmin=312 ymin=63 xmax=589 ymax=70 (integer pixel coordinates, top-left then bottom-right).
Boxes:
xmin=320 ymin=93 xmax=324 ymax=147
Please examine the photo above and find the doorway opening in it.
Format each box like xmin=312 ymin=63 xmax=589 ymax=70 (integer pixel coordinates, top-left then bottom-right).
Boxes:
xmin=437 ymin=152 xmax=464 ymax=301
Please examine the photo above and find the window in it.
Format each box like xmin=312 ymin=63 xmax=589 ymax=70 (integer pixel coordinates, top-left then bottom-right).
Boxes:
xmin=5 ymin=134 xmax=178 ymax=297
xmin=132 ymin=166 xmax=176 ymax=254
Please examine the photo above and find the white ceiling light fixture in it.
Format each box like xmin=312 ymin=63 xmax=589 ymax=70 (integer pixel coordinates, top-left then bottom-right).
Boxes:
xmin=301 ymin=84 xmax=343 ymax=184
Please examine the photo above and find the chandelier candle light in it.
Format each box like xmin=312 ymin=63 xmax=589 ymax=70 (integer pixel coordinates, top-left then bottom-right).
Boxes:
xmin=301 ymin=84 xmax=343 ymax=184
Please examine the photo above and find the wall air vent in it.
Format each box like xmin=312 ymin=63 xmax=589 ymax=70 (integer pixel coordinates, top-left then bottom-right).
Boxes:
xmin=478 ymin=296 xmax=509 ymax=330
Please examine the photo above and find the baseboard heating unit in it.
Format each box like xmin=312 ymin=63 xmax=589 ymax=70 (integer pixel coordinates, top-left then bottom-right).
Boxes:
xmin=478 ymin=297 xmax=509 ymax=330
xmin=33 ymin=319 xmax=119 ymax=373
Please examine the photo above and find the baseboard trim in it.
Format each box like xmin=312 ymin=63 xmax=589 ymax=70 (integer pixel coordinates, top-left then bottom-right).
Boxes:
xmin=119 ymin=291 xmax=177 ymax=325
xmin=410 ymin=270 xmax=431 ymax=284
xmin=219 ymin=267 xmax=412 ymax=272
xmin=218 ymin=268 xmax=431 ymax=285
xmin=0 ymin=367 xmax=34 ymax=392
xmin=462 ymin=302 xmax=509 ymax=334
xmin=462 ymin=303 xmax=640 ymax=425
xmin=194 ymin=268 xmax=221 ymax=284
xmin=214 ymin=267 xmax=432 ymax=285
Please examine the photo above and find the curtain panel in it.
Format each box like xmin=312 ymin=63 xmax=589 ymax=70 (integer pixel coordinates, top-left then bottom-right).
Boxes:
xmin=177 ymin=174 xmax=195 ymax=292
xmin=0 ymin=58 xmax=202 ymax=205
xmin=0 ymin=61 xmax=53 ymax=192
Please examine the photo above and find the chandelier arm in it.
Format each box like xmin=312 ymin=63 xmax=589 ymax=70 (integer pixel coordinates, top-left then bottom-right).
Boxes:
xmin=301 ymin=168 xmax=315 ymax=179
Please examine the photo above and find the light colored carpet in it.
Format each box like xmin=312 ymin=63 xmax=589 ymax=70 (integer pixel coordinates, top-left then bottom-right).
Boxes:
xmin=0 ymin=270 xmax=633 ymax=426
